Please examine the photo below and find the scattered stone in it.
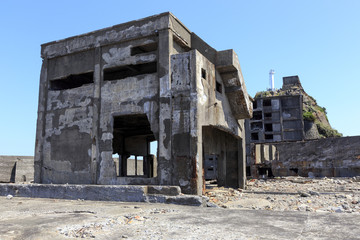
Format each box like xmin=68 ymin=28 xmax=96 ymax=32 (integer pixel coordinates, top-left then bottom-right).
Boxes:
xmin=6 ymin=195 xmax=13 ymax=200
xmin=206 ymin=202 xmax=220 ymax=208
xmin=205 ymin=177 xmax=360 ymax=214
xmin=299 ymin=192 xmax=311 ymax=197
xmin=309 ymin=191 xmax=320 ymax=196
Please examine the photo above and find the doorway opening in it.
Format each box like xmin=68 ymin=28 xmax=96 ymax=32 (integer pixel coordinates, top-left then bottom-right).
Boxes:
xmin=112 ymin=114 xmax=157 ymax=178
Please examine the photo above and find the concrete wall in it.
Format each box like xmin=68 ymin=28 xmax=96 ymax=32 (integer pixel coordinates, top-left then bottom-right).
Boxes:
xmin=250 ymin=136 xmax=360 ymax=178
xmin=0 ymin=156 xmax=34 ymax=183
xmin=273 ymin=136 xmax=360 ymax=177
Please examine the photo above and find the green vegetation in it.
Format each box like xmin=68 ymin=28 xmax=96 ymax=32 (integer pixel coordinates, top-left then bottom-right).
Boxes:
xmin=316 ymin=106 xmax=327 ymax=114
xmin=254 ymin=91 xmax=273 ymax=98
xmin=308 ymin=95 xmax=317 ymax=104
xmin=303 ymin=111 xmax=316 ymax=122
xmin=316 ymin=122 xmax=342 ymax=138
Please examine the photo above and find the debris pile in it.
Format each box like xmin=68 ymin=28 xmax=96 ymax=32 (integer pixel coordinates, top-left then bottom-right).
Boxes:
xmin=205 ymin=176 xmax=360 ymax=213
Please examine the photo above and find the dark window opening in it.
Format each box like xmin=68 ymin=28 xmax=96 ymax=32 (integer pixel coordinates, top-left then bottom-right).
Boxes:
xmin=50 ymin=72 xmax=93 ymax=90
xmin=246 ymin=166 xmax=251 ymax=176
xmin=130 ymin=42 xmax=157 ymax=56
xmin=112 ymin=114 xmax=157 ymax=178
xmin=201 ymin=68 xmax=206 ymax=79
xmin=290 ymin=168 xmax=299 ymax=174
xmin=251 ymin=122 xmax=263 ymax=130
xmin=264 ymin=112 xmax=272 ymax=119
xmin=265 ymin=134 xmax=273 ymax=140
xmin=258 ymin=167 xmax=274 ymax=177
xmin=265 ymin=124 xmax=273 ymax=132
xmin=253 ymin=100 xmax=257 ymax=109
xmin=251 ymin=133 xmax=259 ymax=141
xmin=253 ymin=111 xmax=262 ymax=120
xmin=263 ymin=99 xmax=272 ymax=107
xmin=216 ymin=81 xmax=222 ymax=93
xmin=104 ymin=62 xmax=157 ymax=81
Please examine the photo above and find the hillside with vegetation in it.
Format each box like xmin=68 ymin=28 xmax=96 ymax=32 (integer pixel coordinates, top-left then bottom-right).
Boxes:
xmin=254 ymin=81 xmax=342 ymax=138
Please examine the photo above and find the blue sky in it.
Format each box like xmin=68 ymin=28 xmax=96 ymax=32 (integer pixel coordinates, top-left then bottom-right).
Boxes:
xmin=1 ymin=0 xmax=359 ymax=155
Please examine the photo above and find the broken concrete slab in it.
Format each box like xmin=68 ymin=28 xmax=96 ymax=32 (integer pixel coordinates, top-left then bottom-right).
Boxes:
xmin=0 ymin=183 xmax=205 ymax=206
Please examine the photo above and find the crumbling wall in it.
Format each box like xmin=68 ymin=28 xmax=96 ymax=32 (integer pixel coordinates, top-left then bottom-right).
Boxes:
xmin=170 ymin=50 xmax=248 ymax=193
xmin=43 ymin=58 xmax=95 ymax=184
xmin=270 ymin=136 xmax=360 ymax=177
xmin=98 ymin=39 xmax=159 ymax=185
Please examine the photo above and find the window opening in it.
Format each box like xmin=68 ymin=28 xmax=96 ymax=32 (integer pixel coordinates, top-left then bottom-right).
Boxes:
xmin=104 ymin=62 xmax=157 ymax=81
xmin=201 ymin=68 xmax=206 ymax=79
xmin=50 ymin=72 xmax=94 ymax=90
xmin=253 ymin=111 xmax=262 ymax=120
xmin=131 ymin=42 xmax=157 ymax=56
xmin=216 ymin=81 xmax=222 ymax=93
xmin=265 ymin=134 xmax=273 ymax=140
xmin=253 ymin=100 xmax=257 ymax=109
xmin=265 ymin=124 xmax=273 ymax=132
xmin=264 ymin=112 xmax=272 ymax=118
xmin=251 ymin=133 xmax=259 ymax=141
xmin=263 ymin=99 xmax=272 ymax=107
xmin=250 ymin=122 xmax=263 ymax=131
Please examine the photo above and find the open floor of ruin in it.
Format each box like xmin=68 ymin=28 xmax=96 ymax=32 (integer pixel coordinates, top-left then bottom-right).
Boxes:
xmin=1 ymin=195 xmax=360 ymax=239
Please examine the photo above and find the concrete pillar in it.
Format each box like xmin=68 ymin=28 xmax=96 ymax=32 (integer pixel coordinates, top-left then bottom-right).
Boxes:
xmin=238 ymin=137 xmax=246 ymax=189
xmin=92 ymin=47 xmax=101 ymax=184
xmin=157 ymin=29 xmax=173 ymax=185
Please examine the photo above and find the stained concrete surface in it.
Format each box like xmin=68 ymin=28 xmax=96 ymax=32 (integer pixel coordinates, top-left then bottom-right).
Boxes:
xmin=1 ymin=197 xmax=359 ymax=239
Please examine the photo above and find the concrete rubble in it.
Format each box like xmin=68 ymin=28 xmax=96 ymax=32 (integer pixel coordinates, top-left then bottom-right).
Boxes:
xmin=205 ymin=176 xmax=360 ymax=213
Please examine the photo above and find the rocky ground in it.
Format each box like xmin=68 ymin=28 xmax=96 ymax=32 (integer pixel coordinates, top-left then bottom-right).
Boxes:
xmin=205 ymin=176 xmax=360 ymax=213
xmin=2 ymin=196 xmax=360 ymax=239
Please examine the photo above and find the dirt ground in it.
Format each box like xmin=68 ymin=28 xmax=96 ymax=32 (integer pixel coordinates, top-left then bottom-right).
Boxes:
xmin=205 ymin=176 xmax=360 ymax=213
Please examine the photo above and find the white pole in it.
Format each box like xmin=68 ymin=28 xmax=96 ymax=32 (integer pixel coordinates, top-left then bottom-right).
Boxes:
xmin=269 ymin=69 xmax=275 ymax=90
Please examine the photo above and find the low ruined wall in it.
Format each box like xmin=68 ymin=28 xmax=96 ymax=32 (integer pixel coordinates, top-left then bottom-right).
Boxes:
xmin=0 ymin=156 xmax=34 ymax=183
xmin=272 ymin=136 xmax=360 ymax=177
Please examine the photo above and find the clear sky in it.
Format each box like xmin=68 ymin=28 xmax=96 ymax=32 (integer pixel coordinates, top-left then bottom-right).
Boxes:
xmin=1 ymin=0 xmax=359 ymax=155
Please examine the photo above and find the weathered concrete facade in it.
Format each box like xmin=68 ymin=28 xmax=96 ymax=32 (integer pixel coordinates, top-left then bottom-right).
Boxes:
xmin=35 ymin=12 xmax=252 ymax=195
xmin=249 ymin=136 xmax=360 ymax=178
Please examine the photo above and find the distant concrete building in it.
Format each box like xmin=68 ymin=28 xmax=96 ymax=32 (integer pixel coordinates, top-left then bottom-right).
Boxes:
xmin=245 ymin=75 xmax=358 ymax=179
xmin=246 ymin=94 xmax=304 ymax=143
xmin=34 ymin=12 xmax=252 ymax=195
xmin=245 ymin=76 xmax=305 ymax=176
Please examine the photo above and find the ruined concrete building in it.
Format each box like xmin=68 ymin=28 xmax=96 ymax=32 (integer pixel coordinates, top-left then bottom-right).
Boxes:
xmin=247 ymin=77 xmax=304 ymax=143
xmin=245 ymin=76 xmax=360 ymax=178
xmin=34 ymin=12 xmax=252 ymax=195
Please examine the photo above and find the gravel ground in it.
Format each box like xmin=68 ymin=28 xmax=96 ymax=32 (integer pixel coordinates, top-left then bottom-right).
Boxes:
xmin=205 ymin=176 xmax=360 ymax=213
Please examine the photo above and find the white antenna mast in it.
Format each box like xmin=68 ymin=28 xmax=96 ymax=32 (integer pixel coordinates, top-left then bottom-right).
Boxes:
xmin=269 ymin=69 xmax=275 ymax=90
